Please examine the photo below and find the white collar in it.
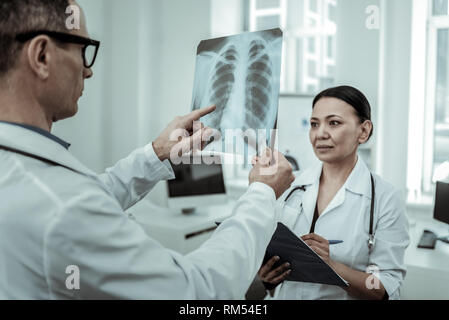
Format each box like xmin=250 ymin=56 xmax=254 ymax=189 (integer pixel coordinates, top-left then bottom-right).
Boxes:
xmin=343 ymin=156 xmax=373 ymax=198
xmin=0 ymin=122 xmax=95 ymax=177
xmin=293 ymin=155 xmax=373 ymax=198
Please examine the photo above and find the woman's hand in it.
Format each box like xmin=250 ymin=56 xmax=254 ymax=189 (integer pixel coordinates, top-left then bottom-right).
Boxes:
xmin=258 ymin=256 xmax=291 ymax=285
xmin=301 ymin=233 xmax=333 ymax=267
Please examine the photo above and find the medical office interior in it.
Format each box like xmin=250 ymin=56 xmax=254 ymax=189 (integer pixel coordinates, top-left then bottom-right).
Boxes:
xmin=51 ymin=0 xmax=449 ymax=299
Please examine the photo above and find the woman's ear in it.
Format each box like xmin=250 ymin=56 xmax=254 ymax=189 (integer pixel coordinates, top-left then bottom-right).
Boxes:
xmin=26 ymin=36 xmax=52 ymax=80
xmin=358 ymin=120 xmax=373 ymax=144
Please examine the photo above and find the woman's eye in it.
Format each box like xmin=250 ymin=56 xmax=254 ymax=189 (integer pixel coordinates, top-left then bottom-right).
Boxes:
xmin=310 ymin=122 xmax=318 ymax=128
xmin=330 ymin=121 xmax=340 ymax=126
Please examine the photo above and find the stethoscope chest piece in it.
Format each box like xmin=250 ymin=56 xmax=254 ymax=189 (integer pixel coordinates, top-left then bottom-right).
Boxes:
xmin=368 ymin=234 xmax=375 ymax=253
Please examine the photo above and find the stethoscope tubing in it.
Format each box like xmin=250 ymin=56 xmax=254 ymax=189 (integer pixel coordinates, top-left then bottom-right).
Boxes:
xmin=284 ymin=174 xmax=376 ymax=252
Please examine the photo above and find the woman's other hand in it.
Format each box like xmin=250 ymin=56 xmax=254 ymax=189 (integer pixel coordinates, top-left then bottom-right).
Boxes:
xmin=258 ymin=256 xmax=291 ymax=285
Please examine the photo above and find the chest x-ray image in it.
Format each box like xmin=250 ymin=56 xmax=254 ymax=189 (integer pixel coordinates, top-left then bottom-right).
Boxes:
xmin=191 ymin=29 xmax=283 ymax=161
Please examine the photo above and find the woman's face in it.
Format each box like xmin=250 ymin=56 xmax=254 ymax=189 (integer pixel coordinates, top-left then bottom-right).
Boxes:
xmin=309 ymin=97 xmax=370 ymax=164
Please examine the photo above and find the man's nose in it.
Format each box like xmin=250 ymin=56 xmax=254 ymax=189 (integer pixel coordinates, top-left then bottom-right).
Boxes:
xmin=83 ymin=67 xmax=93 ymax=79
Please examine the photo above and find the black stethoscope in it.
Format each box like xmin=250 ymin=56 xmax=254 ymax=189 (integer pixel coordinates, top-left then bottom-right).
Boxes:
xmin=284 ymin=173 xmax=376 ymax=253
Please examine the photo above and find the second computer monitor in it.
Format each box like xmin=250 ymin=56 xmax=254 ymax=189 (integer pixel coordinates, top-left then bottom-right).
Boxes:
xmin=434 ymin=181 xmax=449 ymax=226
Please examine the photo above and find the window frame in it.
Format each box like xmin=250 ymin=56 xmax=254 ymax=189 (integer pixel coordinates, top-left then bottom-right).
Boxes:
xmin=232 ymin=0 xmax=337 ymax=180
xmin=247 ymin=0 xmax=337 ymax=95
xmin=423 ymin=3 xmax=449 ymax=194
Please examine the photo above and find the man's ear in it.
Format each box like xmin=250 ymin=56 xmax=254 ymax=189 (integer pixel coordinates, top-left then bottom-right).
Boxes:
xmin=26 ymin=36 xmax=52 ymax=80
xmin=358 ymin=120 xmax=373 ymax=144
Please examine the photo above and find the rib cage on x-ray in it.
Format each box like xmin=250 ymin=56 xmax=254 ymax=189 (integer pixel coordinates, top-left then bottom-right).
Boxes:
xmin=192 ymin=30 xmax=282 ymax=155
xmin=208 ymin=45 xmax=238 ymax=130
xmin=204 ymin=36 xmax=276 ymax=134
xmin=245 ymin=40 xmax=273 ymax=131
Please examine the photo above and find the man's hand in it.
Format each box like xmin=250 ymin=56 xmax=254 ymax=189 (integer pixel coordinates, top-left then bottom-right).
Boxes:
xmin=152 ymin=105 xmax=216 ymax=161
xmin=249 ymin=148 xmax=295 ymax=199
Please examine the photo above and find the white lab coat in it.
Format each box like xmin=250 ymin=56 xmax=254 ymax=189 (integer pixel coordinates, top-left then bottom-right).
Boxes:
xmin=271 ymin=156 xmax=410 ymax=300
xmin=0 ymin=122 xmax=278 ymax=299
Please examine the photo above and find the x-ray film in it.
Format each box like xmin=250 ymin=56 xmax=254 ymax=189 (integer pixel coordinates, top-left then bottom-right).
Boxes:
xmin=191 ymin=29 xmax=283 ymax=160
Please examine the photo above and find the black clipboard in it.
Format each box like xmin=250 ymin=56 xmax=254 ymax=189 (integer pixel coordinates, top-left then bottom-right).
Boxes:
xmin=263 ymin=223 xmax=349 ymax=287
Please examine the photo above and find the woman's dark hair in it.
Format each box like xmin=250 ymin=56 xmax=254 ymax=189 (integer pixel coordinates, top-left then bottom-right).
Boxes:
xmin=312 ymin=85 xmax=374 ymax=141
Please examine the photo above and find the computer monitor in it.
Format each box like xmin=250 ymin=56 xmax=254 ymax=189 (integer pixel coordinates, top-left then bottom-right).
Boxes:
xmin=167 ymin=155 xmax=227 ymax=213
xmin=434 ymin=181 xmax=449 ymax=241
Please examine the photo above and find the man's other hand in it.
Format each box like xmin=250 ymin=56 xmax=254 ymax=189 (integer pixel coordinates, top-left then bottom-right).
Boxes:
xmin=249 ymin=148 xmax=295 ymax=199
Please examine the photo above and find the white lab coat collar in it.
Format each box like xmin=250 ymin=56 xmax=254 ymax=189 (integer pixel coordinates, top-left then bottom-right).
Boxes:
xmin=318 ymin=156 xmax=373 ymax=218
xmin=294 ymin=155 xmax=372 ymax=196
xmin=288 ymin=155 xmax=372 ymax=225
xmin=0 ymin=122 xmax=96 ymax=177
xmin=343 ymin=156 xmax=373 ymax=199
xmin=296 ymin=161 xmax=322 ymax=187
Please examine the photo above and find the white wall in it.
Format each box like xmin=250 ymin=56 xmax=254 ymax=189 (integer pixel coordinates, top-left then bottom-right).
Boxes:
xmin=335 ymin=0 xmax=380 ymax=123
xmin=152 ymin=0 xmax=212 ymax=136
xmin=145 ymin=0 xmax=212 ymax=204
xmin=52 ymin=0 xmax=106 ymax=173
xmin=377 ymin=0 xmax=413 ymax=193
xmin=211 ymin=0 xmax=245 ymax=37
xmin=278 ymin=0 xmax=383 ymax=173
xmin=333 ymin=0 xmax=381 ymax=170
xmin=321 ymin=0 xmax=413 ymax=193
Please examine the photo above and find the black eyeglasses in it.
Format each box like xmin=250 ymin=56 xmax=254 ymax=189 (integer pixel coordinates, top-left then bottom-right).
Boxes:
xmin=16 ymin=30 xmax=100 ymax=69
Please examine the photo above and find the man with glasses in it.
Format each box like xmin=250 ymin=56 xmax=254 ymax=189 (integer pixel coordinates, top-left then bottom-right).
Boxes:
xmin=15 ymin=30 xmax=100 ymax=69
xmin=0 ymin=0 xmax=294 ymax=299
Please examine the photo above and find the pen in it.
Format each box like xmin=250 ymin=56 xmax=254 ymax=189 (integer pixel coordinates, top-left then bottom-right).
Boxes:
xmin=328 ymin=240 xmax=343 ymax=245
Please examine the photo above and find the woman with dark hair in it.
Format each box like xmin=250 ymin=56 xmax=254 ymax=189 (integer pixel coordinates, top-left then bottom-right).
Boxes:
xmin=258 ymin=86 xmax=410 ymax=300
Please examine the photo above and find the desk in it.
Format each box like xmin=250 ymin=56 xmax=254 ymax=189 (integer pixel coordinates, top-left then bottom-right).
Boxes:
xmin=130 ymin=199 xmax=449 ymax=299
xmin=128 ymin=199 xmax=235 ymax=255
xmin=402 ymin=213 xmax=449 ymax=299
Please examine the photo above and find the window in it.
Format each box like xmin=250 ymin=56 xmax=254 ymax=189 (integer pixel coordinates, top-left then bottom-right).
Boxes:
xmin=248 ymin=0 xmax=337 ymax=95
xmin=408 ymin=0 xmax=449 ymax=202
xmin=433 ymin=0 xmax=449 ymax=15
xmin=423 ymin=0 xmax=449 ymax=193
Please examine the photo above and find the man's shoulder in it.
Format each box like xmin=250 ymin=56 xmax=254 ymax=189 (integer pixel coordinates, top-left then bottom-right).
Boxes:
xmin=8 ymin=153 xmax=113 ymax=207
xmin=41 ymin=165 xmax=125 ymax=239
xmin=43 ymin=166 xmax=116 ymax=207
